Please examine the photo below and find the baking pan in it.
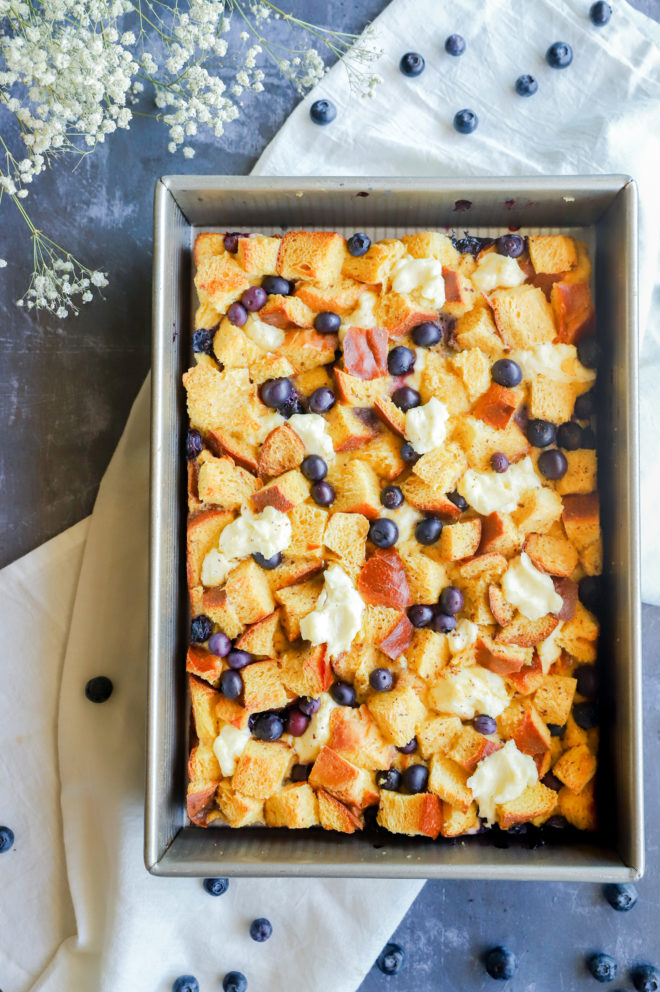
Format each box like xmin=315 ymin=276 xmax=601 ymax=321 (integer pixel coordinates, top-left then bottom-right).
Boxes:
xmin=146 ymin=176 xmax=642 ymax=879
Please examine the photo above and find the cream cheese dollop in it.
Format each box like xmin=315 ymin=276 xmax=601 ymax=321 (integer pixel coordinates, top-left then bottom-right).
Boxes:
xmin=430 ymin=665 xmax=510 ymax=720
xmin=467 ymin=740 xmax=538 ymax=826
xmin=447 ymin=618 xmax=479 ymax=655
xmin=200 ymin=506 xmax=291 ymax=587
xmin=509 ymin=343 xmax=596 ymax=385
xmin=213 ymin=724 xmax=251 ymax=777
xmin=299 ymin=564 xmax=366 ymax=659
xmin=391 ymin=256 xmax=446 ymax=308
xmin=502 ymin=551 xmax=563 ymax=622
xmin=404 ymin=397 xmax=450 ymax=454
xmin=288 ymin=412 xmax=335 ymax=463
xmin=470 ymin=253 xmax=526 ymax=294
xmin=457 ymin=456 xmax=541 ymax=516
xmin=244 ymin=315 xmax=285 ymax=351
xmin=292 ymin=695 xmax=339 ymax=763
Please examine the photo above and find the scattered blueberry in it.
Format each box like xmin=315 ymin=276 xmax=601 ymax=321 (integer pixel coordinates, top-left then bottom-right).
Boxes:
xmin=392 ymin=386 xmax=422 ymax=411
xmin=408 ymin=604 xmax=435 ymax=628
xmin=186 ymin=428 xmax=203 ymax=461
xmin=0 ymin=826 xmax=15 ymax=853
xmin=575 ymin=664 xmax=598 ymax=698
xmin=262 ymin=275 xmax=291 ymax=296
xmin=85 ymin=676 xmax=114 ymax=703
xmin=631 ymin=964 xmax=660 ymax=992
xmin=400 ymin=441 xmax=420 ymax=464
xmin=192 ymin=328 xmax=214 ymax=355
xmin=285 ymin=708 xmax=310 ymax=737
xmin=400 ymin=52 xmax=425 ymax=76
xmin=403 ymin=764 xmax=429 ymax=793
xmin=301 ymin=454 xmax=328 ymax=482
xmin=223 ymin=972 xmax=248 ymax=992
xmin=494 ymin=234 xmax=525 ymax=258
xmin=330 ymin=680 xmax=357 ymax=707
xmin=431 ymin=612 xmax=457 ymax=634
xmin=603 ymin=883 xmax=638 ymax=912
xmin=172 ymin=976 xmax=199 ymax=992
xmin=575 ymin=390 xmax=595 ymax=419
xmin=369 ymin=667 xmax=394 ymax=692
xmin=308 ymin=387 xmax=336 ymax=414
xmin=485 ymin=946 xmax=518 ymax=981
xmin=581 ymin=426 xmax=597 ymax=449
xmin=220 ymin=669 xmax=243 ymax=701
xmin=203 ymin=877 xmax=229 ymax=896
xmin=252 ymin=712 xmax=284 ymax=742
xmin=298 ymin=696 xmax=321 ymax=717
xmin=542 ymin=771 xmax=563 ymax=791
xmin=377 ymin=942 xmax=405 ymax=976
xmin=276 ymin=392 xmax=305 ymax=419
xmin=226 ymin=650 xmax=252 ymax=670
xmin=397 ymin=737 xmax=417 ymax=755
xmin=411 ymin=321 xmax=442 ymax=348
xmin=310 ymin=99 xmax=336 ymax=125
xmin=380 ymin=485 xmax=404 ymax=509
xmin=578 ymin=335 xmax=600 ymax=369
xmin=548 ymin=723 xmax=566 ymax=737
xmin=590 ymin=1 xmax=612 ymax=26
xmin=491 ymin=358 xmax=522 ymax=388
xmin=290 ymin=763 xmax=312 ymax=781
xmin=388 ymin=345 xmax=416 ymax=376
xmin=250 ymin=917 xmax=273 ymax=942
xmin=573 ymin=700 xmax=598 ymax=729
xmin=445 ymin=34 xmax=466 ymax=56
xmin=546 ymin=814 xmax=569 ymax=828
xmin=578 ymin=575 xmax=601 ymax=612
xmin=260 ymin=377 xmax=293 ymax=409
xmin=515 ymin=74 xmax=538 ymax=97
xmin=454 ymin=109 xmax=478 ymax=134
xmin=538 ymin=448 xmax=568 ymax=480
xmin=415 ymin=516 xmax=443 ymax=545
xmin=227 ymin=301 xmax=248 ymax=327
xmin=314 ymin=311 xmax=341 ymax=335
xmin=439 ymin=585 xmax=464 ymax=615
xmin=376 ymin=768 xmax=402 ymax=792
xmin=474 ymin=715 xmax=497 ymax=735
xmin=208 ymin=632 xmax=231 ymax=657
xmin=241 ymin=286 xmax=267 ymax=312
xmin=369 ymin=517 xmax=399 ymax=549
xmin=448 ymin=490 xmax=468 ymax=512
xmin=224 ymin=232 xmax=247 ymax=253
xmin=347 ymin=232 xmax=371 ymax=257
xmin=557 ymin=420 xmax=583 ymax=450
xmin=252 ymin=551 xmax=282 ymax=570
xmin=190 ymin=614 xmax=213 ymax=643
xmin=546 ymin=41 xmax=573 ymax=69
xmin=526 ymin=418 xmax=556 ymax=447
xmin=490 ymin=452 xmax=509 ymax=473
xmin=311 ymin=480 xmax=335 ymax=506
xmin=588 ymin=952 xmax=618 ymax=983
xmin=453 ymin=234 xmax=493 ymax=256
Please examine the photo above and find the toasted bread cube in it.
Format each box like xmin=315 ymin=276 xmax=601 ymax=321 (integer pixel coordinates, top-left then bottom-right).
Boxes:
xmin=496 ymin=613 xmax=559 ymax=648
xmin=216 ymin=782 xmax=264 ymax=827
xmin=280 ymin=643 xmax=333 ymax=697
xmin=496 ymin=782 xmax=557 ymax=829
xmin=183 ymin=363 xmax=256 ymax=435
xmin=275 ymin=575 xmax=324 ymax=640
xmin=487 ymin=583 xmax=516 ymax=626
xmin=447 ymin=727 xmax=503 ymax=771
xmin=231 ymin=739 xmax=292 ymax=799
xmin=332 ymin=459 xmax=382 ymax=519
xmin=374 ymin=395 xmax=406 ymax=437
xmin=342 ymin=239 xmax=405 ymax=284
xmin=476 ymin=633 xmax=532 ymax=675
xmin=188 ymin=740 xmax=221 ymax=785
xmin=398 ymin=541 xmax=448 ymax=605
xmin=472 ymin=382 xmax=522 ymax=431
xmin=201 ymin=586 xmax=244 ymax=638
xmin=241 ymin=659 xmax=290 ymax=712
xmin=512 ymin=702 xmax=552 ymax=756
xmin=186 ymin=509 xmax=233 ymax=588
xmin=250 ymin=468 xmax=309 ymax=513
xmin=249 ymin=354 xmax=297 ymax=387
xmin=234 ymin=234 xmax=280 ymax=275
xmin=215 ymin=694 xmax=250 ymax=730
xmin=212 ymin=318 xmax=263 ymax=368
xmin=406 ymin=628 xmax=451 ymax=680
xmin=480 ymin=513 xmax=522 ymax=559
xmin=189 ymin=675 xmax=221 ymax=742
xmin=367 ymin=681 xmax=426 ymax=747
xmin=527 ymin=235 xmax=577 ymax=275
xmin=439 ymin=801 xmax=480 ymax=837
xmin=258 ymin=293 xmax=314 ymax=329
xmin=401 ymin=231 xmax=459 ymax=265
xmin=413 ymin=443 xmax=468 ymax=494
xmin=557 ymin=780 xmax=597 ymax=830
xmin=224 ymin=558 xmax=275 ymax=625
xmin=317 ymin=789 xmax=364 ymax=833
xmin=438 ymin=519 xmax=482 ymax=562
xmin=553 ymin=744 xmax=596 ymax=793
xmin=562 ymin=712 xmax=589 ymax=748
xmin=186 ymin=645 xmax=224 ymax=686
xmin=417 ymin=715 xmax=462 ymax=759
xmin=459 ymin=551 xmax=508 ymax=582
xmin=194 ymin=296 xmax=221 ymax=332
xmin=258 ymin=424 xmax=305 ymax=478
xmin=325 ymin=403 xmax=380 ymax=452
xmin=324 ymin=511 xmax=369 ymax=574
xmin=294 ymin=276 xmax=366 ymax=313
xmin=449 ymin=348 xmax=491 ymax=402
xmin=309 ymin=746 xmax=379 ymax=809
xmin=359 ymin=605 xmax=413 ymax=659
xmin=187 ymin=782 xmax=219 ymax=826
xmin=334 ymin=368 xmax=387 ymax=406
xmin=529 ymin=375 xmax=577 ymax=424
xmin=287 ymin=503 xmax=327 ymax=556
xmin=266 ymin=555 xmax=324 ymax=592
xmin=420 ymin=353 xmax=470 ymax=414
xmin=523 ymin=532 xmax=578 ymax=577
xmin=533 ymin=675 xmax=577 ymax=726
xmin=205 ymin=427 xmax=260 ymax=475
xmin=277 ymin=230 xmax=345 ymax=286
xmin=442 ymin=266 xmax=478 ymax=317
xmin=293 ymin=366 xmax=334 ymax=398
xmin=264 ymin=783 xmax=319 ymax=828
xmin=326 ymin=704 xmax=393 ymax=771
xmin=234 ymin=610 xmax=280 ymax=657
xmin=401 ymin=475 xmax=463 ymax=516
xmin=513 ymin=486 xmax=564 ymax=536
xmin=193 ymin=232 xmax=226 ymax=266
xmin=550 ymin=281 xmax=595 ymax=344
xmin=197 ymin=455 xmax=260 ymax=509
xmin=560 ymin=600 xmax=599 ymax=642
xmin=561 ymin=492 xmax=601 ymax=572
xmin=375 ymin=291 xmax=439 ymax=338
xmin=194 ymin=251 xmax=250 ymax=311
xmin=278 ymin=328 xmax=337 ymax=373
xmin=376 ymin=790 xmax=442 ymax=839
xmin=359 ymin=431 xmax=407 ymax=480
xmin=489 ymin=284 xmax=556 ymax=350
xmin=428 ymin=754 xmax=474 ymax=811
xmin=555 ymin=450 xmax=598 ymax=496
xmin=454 ymin=304 xmax=504 ymax=355
xmin=451 ymin=417 xmax=530 ymax=471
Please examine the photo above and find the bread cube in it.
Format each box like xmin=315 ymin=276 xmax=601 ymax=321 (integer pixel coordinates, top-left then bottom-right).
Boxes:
xmin=553 ymin=743 xmax=597 ymax=793
xmin=258 ymin=423 xmax=305 ymax=478
xmin=212 ymin=318 xmax=262 ymax=368
xmin=186 ymin=509 xmax=233 ymax=588
xmin=401 ymin=475 xmax=463 ymax=516
xmin=513 ymin=486 xmax=564 ymax=536
xmin=438 ymin=519 xmax=482 ymax=561
xmin=555 ymin=450 xmax=598 ymax=496
xmin=413 ymin=443 xmax=468 ymax=494
xmin=417 ymin=715 xmax=462 ymax=759
xmin=205 ymin=427 xmax=260 ymax=475
xmin=264 ymin=783 xmax=319 ymax=828
xmin=201 ymin=587 xmax=244 ymax=638
xmin=471 ymin=383 xmax=522 ymax=431
xmin=326 ymin=704 xmax=394 ymax=771
xmin=325 ymin=403 xmax=381 ymax=452
xmin=398 ymin=541 xmax=448 ymax=605
xmin=287 ymin=503 xmax=327 ymax=556
xmin=401 ymin=231 xmax=459 ymax=265
xmin=489 ymin=284 xmax=556 ymax=349
xmin=250 ymin=468 xmax=309 ymax=513
xmin=235 ymin=234 xmax=280 ymax=276
xmin=183 ymin=363 xmax=256 ymax=435
xmin=188 ymin=740 xmax=221 ymax=785
xmin=451 ymin=417 xmax=530 ymax=471
xmin=496 ymin=782 xmax=557 ymax=829
xmin=561 ymin=493 xmax=601 ymax=574
xmin=259 ymin=293 xmax=314 ymax=329
xmin=374 ymin=395 xmax=406 ymax=437
xmin=186 ymin=645 xmax=224 ymax=686
xmin=439 ymin=801 xmax=480 ymax=837
xmin=309 ymin=746 xmax=379 ymax=809
xmin=523 ymin=532 xmax=579 ymax=577
xmin=527 ymin=235 xmax=577 ymax=275
xmin=342 ymin=239 xmax=405 ymax=284
xmin=278 ymin=328 xmax=337 ymax=373
xmin=234 ymin=610 xmax=281 ymax=657
xmin=376 ymin=790 xmax=442 ymax=839
xmin=334 ymin=368 xmax=387 ymax=406
xmin=332 ymin=459 xmax=382 ymax=519
xmin=189 ymin=674 xmax=221 ymax=742
xmin=529 ymin=375 xmax=577 ymax=424
xmin=450 ymin=348 xmax=491 ymax=402
xmin=453 ymin=304 xmax=504 ymax=355
xmin=550 ymin=281 xmax=595 ymax=344
xmin=512 ymin=702 xmax=552 ymax=756
xmin=496 ymin=613 xmax=559 ymax=648
xmin=406 ymin=627 xmax=450 ymax=681
xmin=232 ymin=739 xmax=292 ymax=799
xmin=359 ymin=431 xmax=407 ymax=480
xmin=197 ymin=455 xmax=260 ymax=509
xmin=295 ymin=276 xmax=366 ymax=313
xmin=277 ymin=230 xmax=345 ymax=286
xmin=442 ymin=266 xmax=478 ymax=317
xmin=428 ymin=754 xmax=474 ymax=811
xmin=557 ymin=780 xmax=597 ymax=830
xmin=217 ymin=782 xmax=264 ymax=828
xmin=367 ymin=680 xmax=426 ymax=747
xmin=533 ymin=674 xmax=577 ymax=726
xmin=476 ymin=633 xmax=532 ymax=675
xmin=193 ymin=232 xmax=226 ymax=266
xmin=241 ymin=659 xmax=290 ymax=713
xmin=224 ymin=558 xmax=275 ymax=625
xmin=266 ymin=556 xmax=324 ymax=592
xmin=446 ymin=726 xmax=502 ymax=772
xmin=187 ymin=782 xmax=220 ymax=827
xmin=317 ymin=789 xmax=364 ymax=833
xmin=275 ymin=574 xmax=324 ymax=640
xmin=280 ymin=643 xmax=333 ymax=697
xmin=293 ymin=365 xmax=334 ymax=398
xmin=420 ymin=353 xmax=470 ymax=414
xmin=480 ymin=513 xmax=522 ymax=558
xmin=376 ymin=291 xmax=440 ymax=337
xmin=194 ymin=251 xmax=250 ymax=311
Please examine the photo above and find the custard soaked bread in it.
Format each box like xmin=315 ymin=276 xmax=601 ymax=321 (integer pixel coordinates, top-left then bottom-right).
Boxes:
xmin=184 ymin=228 xmax=600 ymax=837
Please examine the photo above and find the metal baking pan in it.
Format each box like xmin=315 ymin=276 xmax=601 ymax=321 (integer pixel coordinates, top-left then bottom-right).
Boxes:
xmin=146 ymin=175 xmax=642 ymax=880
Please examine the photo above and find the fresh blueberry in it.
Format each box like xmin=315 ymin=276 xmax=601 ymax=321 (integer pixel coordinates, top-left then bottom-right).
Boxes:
xmin=172 ymin=976 xmax=199 ymax=992
xmin=285 ymin=708 xmax=310 ymax=737
xmin=308 ymin=387 xmax=336 ymax=414
xmin=575 ymin=664 xmax=598 ymax=698
xmin=590 ymin=1 xmax=612 ymax=26
xmin=408 ymin=604 xmax=435 ymax=628
xmin=548 ymin=723 xmax=566 ymax=737
xmin=415 ymin=516 xmax=443 ymax=545
xmin=439 ymin=586 xmax=464 ymax=615
xmin=574 ymin=391 xmax=595 ymax=420
xmin=579 ymin=575 xmax=601 ymax=612
xmin=377 ymin=942 xmax=405 ymax=976
xmin=546 ymin=41 xmax=573 ymax=69
xmin=314 ymin=311 xmax=341 ymax=335
xmin=186 ymin=428 xmax=203 ymax=461
xmin=290 ymin=763 xmax=312 ymax=782
xmin=226 ymin=649 xmax=252 ymax=670
xmin=301 ymin=455 xmax=328 ymax=482
xmin=581 ymin=426 xmax=597 ymax=449
xmin=474 ymin=715 xmax=497 ymax=735
xmin=538 ymin=448 xmax=568 ymax=480
xmin=220 ymin=669 xmax=243 ymax=700
xmin=392 ymin=386 xmax=421 ymax=411
xmin=262 ymin=275 xmax=291 ymax=296
xmin=241 ymin=286 xmax=267 ymax=312
xmin=546 ymin=814 xmax=569 ymax=828
xmin=454 ymin=234 xmax=493 ymax=256
xmin=494 ymin=234 xmax=525 ymax=258
xmin=603 ymin=883 xmax=638 ymax=912
xmin=208 ymin=632 xmax=231 ymax=657
xmin=260 ymin=377 xmax=293 ymax=409
xmin=448 ymin=490 xmax=468 ymax=511
xmin=298 ymin=696 xmax=321 ymax=717
xmin=573 ymin=700 xmax=598 ymax=730
xmin=250 ymin=918 xmax=272 ymax=943
xmin=541 ymin=771 xmax=563 ymax=791
xmin=224 ymin=232 xmax=247 ymax=253
xmin=400 ymin=441 xmax=420 ymax=464
xmin=85 ymin=676 xmax=113 ymax=703
xmin=376 ymin=768 xmax=402 ymax=791
xmin=431 ymin=612 xmax=457 ymax=634
xmin=403 ymin=764 xmax=429 ymax=794
xmin=310 ymin=99 xmax=336 ymax=125
xmin=347 ymin=232 xmax=371 ymax=257
xmin=277 ymin=391 xmax=305 ymax=419
xmin=490 ymin=452 xmax=509 ymax=473
xmin=203 ymin=877 xmax=229 ymax=896
xmin=557 ymin=421 xmax=583 ymax=450
xmin=411 ymin=321 xmax=442 ymax=348
xmin=252 ymin=712 xmax=284 ymax=742
xmin=445 ymin=34 xmax=466 ymax=56
xmin=192 ymin=328 xmax=214 ymax=355
xmin=491 ymin=358 xmax=522 ymax=388
xmin=515 ymin=74 xmax=538 ymax=97
xmin=0 ymin=825 xmax=15 ymax=853
xmin=227 ymin=301 xmax=248 ymax=327
xmin=369 ymin=518 xmax=399 ymax=549
xmin=311 ymin=480 xmax=335 ymax=506
xmin=454 ymin=109 xmax=478 ymax=134
xmin=223 ymin=972 xmax=248 ymax=992
xmin=588 ymin=953 xmax=618 ymax=983
xmin=400 ymin=52 xmax=425 ymax=76
xmin=397 ymin=737 xmax=417 ymax=755
xmin=631 ymin=964 xmax=660 ymax=992
xmin=526 ymin=419 xmax=556 ymax=447
xmin=190 ymin=614 xmax=213 ymax=643
xmin=578 ymin=335 xmax=600 ymax=369
xmin=369 ymin=667 xmax=394 ymax=692
xmin=485 ymin=946 xmax=518 ymax=981
xmin=330 ymin=680 xmax=356 ymax=707
xmin=387 ymin=345 xmax=416 ymax=376
xmin=380 ymin=485 xmax=404 ymax=509
xmin=252 ymin=551 xmax=283 ymax=571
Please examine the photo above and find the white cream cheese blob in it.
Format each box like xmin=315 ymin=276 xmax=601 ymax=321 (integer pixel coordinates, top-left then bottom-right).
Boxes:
xmin=213 ymin=724 xmax=251 ymax=777
xmin=470 ymin=253 xmax=526 ymax=294
xmin=201 ymin=506 xmax=291 ymax=587
xmin=404 ymin=397 xmax=450 ymax=454
xmin=299 ymin=564 xmax=366 ymax=659
xmin=391 ymin=256 xmax=446 ymax=308
xmin=467 ymin=740 xmax=538 ymax=826
xmin=502 ymin=551 xmax=563 ymax=622
xmin=457 ymin=456 xmax=541 ymax=516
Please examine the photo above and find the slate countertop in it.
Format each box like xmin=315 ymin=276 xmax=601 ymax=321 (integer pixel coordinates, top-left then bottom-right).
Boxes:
xmin=1 ymin=1 xmax=658 ymax=989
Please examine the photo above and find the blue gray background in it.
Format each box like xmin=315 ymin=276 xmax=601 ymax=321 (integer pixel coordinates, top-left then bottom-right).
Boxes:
xmin=1 ymin=1 xmax=658 ymax=989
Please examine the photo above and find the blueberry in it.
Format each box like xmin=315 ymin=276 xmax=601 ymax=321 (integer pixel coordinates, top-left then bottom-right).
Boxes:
xmin=538 ymin=448 xmax=568 ymax=480
xmin=252 ymin=551 xmax=283 ymax=571
xmin=330 ymin=680 xmax=357 ymax=707
xmin=377 ymin=942 xmax=405 ymax=976
xmin=546 ymin=41 xmax=573 ymax=69
xmin=310 ymin=99 xmax=336 ymax=125
xmin=190 ymin=614 xmax=213 ymax=643
xmin=557 ymin=421 xmax=583 ymax=450
xmin=526 ymin=418 xmax=556 ymax=447
xmin=494 ymin=234 xmax=525 ymax=258
xmin=400 ymin=441 xmax=420 ymax=464
xmin=397 ymin=737 xmax=417 ymax=755
xmin=474 ymin=715 xmax=497 ymax=735
xmin=85 ymin=676 xmax=113 ymax=703
xmin=632 ymin=964 xmax=660 ymax=992
xmin=172 ymin=976 xmax=199 ymax=992
xmin=582 ymin=426 xmax=597 ymax=449
xmin=546 ymin=814 xmax=569 ymax=828
xmin=290 ymin=763 xmax=312 ymax=782
xmin=579 ymin=575 xmax=601 ymax=612
xmin=439 ymin=585 xmax=464 ymax=615
xmin=548 ymin=723 xmax=566 ymax=737
xmin=311 ymin=480 xmax=335 ymax=506
xmin=241 ymin=286 xmax=267 ymax=312
xmin=380 ymin=485 xmax=404 ymax=509
xmin=250 ymin=917 xmax=272 ymax=942
xmin=588 ymin=953 xmax=618 ymax=983
xmin=252 ymin=712 xmax=284 ymax=742
xmin=578 ymin=335 xmax=600 ymax=369
xmin=408 ymin=604 xmax=435 ymax=628
xmin=445 ymin=34 xmax=466 ymax=56
xmin=369 ymin=667 xmax=394 ymax=692
xmin=431 ymin=612 xmax=457 ymax=634
xmin=276 ymin=391 xmax=305 ymax=419
xmin=454 ymin=234 xmax=492 ymax=256
xmin=490 ymin=452 xmax=509 ymax=473
xmin=491 ymin=358 xmax=522 ymax=388
xmin=411 ymin=321 xmax=442 ymax=348
xmin=226 ymin=649 xmax=252 ymax=670
xmin=301 ymin=455 xmax=328 ymax=482
xmin=515 ymin=74 xmax=538 ymax=97
xmin=260 ymin=377 xmax=293 ymax=409
xmin=403 ymin=764 xmax=429 ymax=794
xmin=308 ymin=387 xmax=336 ymax=414
xmin=541 ymin=771 xmax=563 ymax=791
xmin=262 ymin=275 xmax=291 ymax=296
xmin=203 ymin=877 xmax=229 ymax=896
xmin=376 ymin=768 xmax=402 ymax=791
xmin=314 ymin=311 xmax=341 ymax=334
xmin=186 ymin=428 xmax=203 ymax=461
xmin=415 ymin=516 xmax=443 ymax=545
xmin=573 ymin=700 xmax=598 ymax=730
xmin=485 ymin=946 xmax=518 ymax=981
xmin=575 ymin=390 xmax=595 ymax=419
xmin=400 ymin=52 xmax=425 ymax=76
xmin=208 ymin=632 xmax=231 ymax=657
xmin=192 ymin=328 xmax=214 ymax=355
xmin=298 ymin=696 xmax=321 ymax=717
xmin=603 ymin=883 xmax=638 ymax=912
xmin=220 ymin=669 xmax=243 ymax=700
xmin=392 ymin=386 xmax=421 ymax=411
xmin=388 ymin=345 xmax=416 ymax=376
xmin=227 ymin=301 xmax=248 ymax=327
xmin=369 ymin=518 xmax=399 ymax=549
xmin=0 ymin=825 xmax=15 ymax=853
xmin=454 ymin=109 xmax=478 ymax=134
xmin=448 ymin=490 xmax=468 ymax=511
xmin=285 ymin=708 xmax=310 ymax=737
xmin=590 ymin=1 xmax=612 ymax=26
xmin=575 ymin=664 xmax=598 ymax=698
xmin=223 ymin=972 xmax=248 ymax=992
xmin=224 ymin=232 xmax=246 ymax=253
xmin=347 ymin=232 xmax=371 ymax=257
